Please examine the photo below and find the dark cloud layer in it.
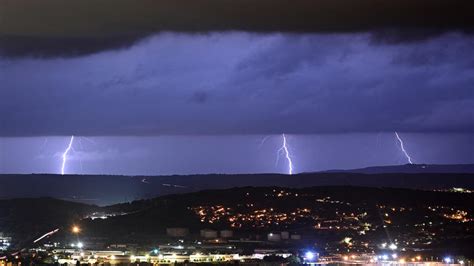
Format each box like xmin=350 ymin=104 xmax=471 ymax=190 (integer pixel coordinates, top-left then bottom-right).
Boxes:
xmin=0 ymin=35 xmax=145 ymax=58
xmin=1 ymin=0 xmax=474 ymax=57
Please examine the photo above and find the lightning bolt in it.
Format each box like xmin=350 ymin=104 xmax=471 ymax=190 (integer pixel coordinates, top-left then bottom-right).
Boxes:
xmin=258 ymin=135 xmax=271 ymax=149
xmin=394 ymin=132 xmax=413 ymax=164
xmin=61 ymin=136 xmax=75 ymax=175
xmin=276 ymin=134 xmax=294 ymax=175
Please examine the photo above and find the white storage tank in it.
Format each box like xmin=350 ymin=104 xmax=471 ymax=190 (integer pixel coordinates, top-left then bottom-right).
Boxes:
xmin=220 ymin=230 xmax=233 ymax=238
xmin=290 ymin=234 xmax=301 ymax=240
xmin=267 ymin=233 xmax=281 ymax=241
xmin=200 ymin=229 xmax=218 ymax=239
xmin=166 ymin=228 xmax=189 ymax=237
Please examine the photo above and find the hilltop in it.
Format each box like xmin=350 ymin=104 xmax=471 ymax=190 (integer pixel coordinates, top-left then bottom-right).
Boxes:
xmin=1 ymin=164 xmax=473 ymax=205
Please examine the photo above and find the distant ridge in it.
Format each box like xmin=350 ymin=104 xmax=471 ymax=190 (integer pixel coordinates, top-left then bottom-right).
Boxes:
xmin=318 ymin=163 xmax=474 ymax=174
xmin=1 ymin=164 xmax=473 ymax=205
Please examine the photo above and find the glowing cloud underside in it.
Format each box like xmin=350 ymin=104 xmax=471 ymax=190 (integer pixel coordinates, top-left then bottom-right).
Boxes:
xmin=394 ymin=132 xmax=413 ymax=164
xmin=61 ymin=136 xmax=74 ymax=175
xmin=277 ymin=134 xmax=294 ymax=175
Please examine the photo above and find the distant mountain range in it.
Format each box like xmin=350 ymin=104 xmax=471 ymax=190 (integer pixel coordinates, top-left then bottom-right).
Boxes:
xmin=319 ymin=163 xmax=474 ymax=174
xmin=0 ymin=164 xmax=472 ymax=205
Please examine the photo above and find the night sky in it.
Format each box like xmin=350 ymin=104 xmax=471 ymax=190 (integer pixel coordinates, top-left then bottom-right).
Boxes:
xmin=0 ymin=0 xmax=473 ymax=175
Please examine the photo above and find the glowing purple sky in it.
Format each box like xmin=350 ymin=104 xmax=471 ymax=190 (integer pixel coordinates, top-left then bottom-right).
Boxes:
xmin=1 ymin=133 xmax=472 ymax=175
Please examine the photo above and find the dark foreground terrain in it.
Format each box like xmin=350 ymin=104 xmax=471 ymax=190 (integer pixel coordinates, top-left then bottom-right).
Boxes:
xmin=1 ymin=185 xmax=473 ymax=258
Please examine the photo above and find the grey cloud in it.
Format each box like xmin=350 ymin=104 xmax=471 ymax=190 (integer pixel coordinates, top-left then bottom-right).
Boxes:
xmin=189 ymin=91 xmax=210 ymax=104
xmin=0 ymin=32 xmax=473 ymax=136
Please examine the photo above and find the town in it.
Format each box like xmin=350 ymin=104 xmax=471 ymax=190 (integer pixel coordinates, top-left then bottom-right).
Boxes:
xmin=1 ymin=186 xmax=472 ymax=265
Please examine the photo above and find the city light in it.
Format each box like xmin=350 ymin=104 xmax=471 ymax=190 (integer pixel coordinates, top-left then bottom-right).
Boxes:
xmin=304 ymin=251 xmax=315 ymax=261
xmin=444 ymin=257 xmax=452 ymax=264
xmin=388 ymin=243 xmax=397 ymax=250
xmin=77 ymin=242 xmax=84 ymax=249
xmin=72 ymin=225 xmax=80 ymax=234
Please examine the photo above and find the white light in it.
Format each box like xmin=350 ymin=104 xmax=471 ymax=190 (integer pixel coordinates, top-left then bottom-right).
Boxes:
xmin=305 ymin=251 xmax=315 ymax=260
xmin=77 ymin=242 xmax=83 ymax=249
xmin=382 ymin=254 xmax=389 ymax=260
xmin=391 ymin=253 xmax=398 ymax=259
xmin=444 ymin=257 xmax=452 ymax=264
xmin=389 ymin=243 xmax=397 ymax=250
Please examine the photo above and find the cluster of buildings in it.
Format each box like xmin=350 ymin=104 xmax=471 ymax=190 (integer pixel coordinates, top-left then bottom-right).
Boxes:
xmin=166 ymin=227 xmax=301 ymax=242
xmin=192 ymin=204 xmax=317 ymax=228
xmin=0 ymin=234 xmax=11 ymax=251
xmin=50 ymin=249 xmax=294 ymax=264
xmin=1 ymin=242 xmax=470 ymax=265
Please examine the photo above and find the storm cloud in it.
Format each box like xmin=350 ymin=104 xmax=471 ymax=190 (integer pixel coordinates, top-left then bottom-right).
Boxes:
xmin=1 ymin=0 xmax=474 ymax=58
xmin=1 ymin=32 xmax=473 ymax=136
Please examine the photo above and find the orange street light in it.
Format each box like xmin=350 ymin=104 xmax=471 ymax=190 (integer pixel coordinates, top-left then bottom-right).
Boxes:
xmin=72 ymin=225 xmax=80 ymax=234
